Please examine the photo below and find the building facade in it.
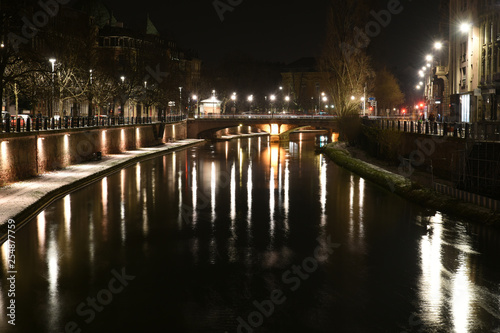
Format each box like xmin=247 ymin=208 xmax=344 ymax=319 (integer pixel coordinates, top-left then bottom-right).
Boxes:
xmin=447 ymin=0 xmax=500 ymax=123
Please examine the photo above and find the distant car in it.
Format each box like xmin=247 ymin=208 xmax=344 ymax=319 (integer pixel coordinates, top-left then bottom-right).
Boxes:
xmin=10 ymin=115 xmax=31 ymax=127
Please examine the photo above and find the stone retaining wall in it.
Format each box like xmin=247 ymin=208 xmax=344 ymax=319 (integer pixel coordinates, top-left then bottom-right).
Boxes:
xmin=0 ymin=122 xmax=187 ymax=185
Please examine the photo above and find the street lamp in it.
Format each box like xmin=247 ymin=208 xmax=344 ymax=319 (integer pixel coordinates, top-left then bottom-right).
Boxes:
xmin=178 ymin=87 xmax=182 ymax=116
xmin=247 ymin=95 xmax=253 ymax=113
xmin=270 ymin=94 xmax=276 ymax=118
xmin=434 ymin=42 xmax=443 ymax=50
xmin=49 ymin=58 xmax=56 ymax=117
xmin=231 ymin=92 xmax=236 ymax=117
xmin=460 ymin=22 xmax=471 ymax=33
xmin=192 ymin=95 xmax=199 ymax=118
xmin=285 ymin=95 xmax=290 ymax=113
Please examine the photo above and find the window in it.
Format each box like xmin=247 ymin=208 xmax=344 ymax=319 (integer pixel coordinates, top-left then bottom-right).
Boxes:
xmin=461 ymin=42 xmax=467 ymax=62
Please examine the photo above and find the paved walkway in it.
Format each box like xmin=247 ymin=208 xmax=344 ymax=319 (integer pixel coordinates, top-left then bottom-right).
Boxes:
xmin=0 ymin=139 xmax=204 ymax=230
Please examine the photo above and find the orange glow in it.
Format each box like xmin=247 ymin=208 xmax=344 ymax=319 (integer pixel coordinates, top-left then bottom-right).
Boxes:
xmin=1 ymin=141 xmax=8 ymax=169
xmin=332 ymin=133 xmax=339 ymax=142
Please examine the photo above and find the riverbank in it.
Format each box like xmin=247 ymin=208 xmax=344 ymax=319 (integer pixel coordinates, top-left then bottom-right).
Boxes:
xmin=322 ymin=142 xmax=500 ymax=226
xmin=0 ymin=139 xmax=205 ymax=243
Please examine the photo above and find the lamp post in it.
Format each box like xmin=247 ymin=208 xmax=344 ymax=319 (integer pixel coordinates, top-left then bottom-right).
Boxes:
xmin=231 ymin=92 xmax=236 ymax=117
xmin=192 ymin=95 xmax=198 ymax=118
xmin=270 ymin=94 xmax=276 ymax=118
xmin=285 ymin=95 xmax=290 ymax=114
xmin=88 ymin=69 xmax=93 ymax=118
xmin=319 ymin=92 xmax=325 ymax=115
xmin=49 ymin=58 xmax=56 ymax=117
xmin=120 ymin=76 xmax=127 ymax=120
xmin=178 ymin=86 xmax=183 ymax=116
xmin=322 ymin=95 xmax=328 ymax=115
xmin=247 ymin=95 xmax=253 ymax=113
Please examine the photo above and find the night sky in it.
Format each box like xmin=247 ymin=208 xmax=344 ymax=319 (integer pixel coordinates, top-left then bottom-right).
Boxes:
xmin=102 ymin=0 xmax=440 ymax=86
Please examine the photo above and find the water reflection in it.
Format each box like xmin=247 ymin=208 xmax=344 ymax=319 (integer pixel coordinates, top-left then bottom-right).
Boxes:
xmin=418 ymin=212 xmax=482 ymax=332
xmin=419 ymin=213 xmax=443 ymax=324
xmin=1 ymin=135 xmax=500 ymax=333
xmin=37 ymin=211 xmax=46 ymax=258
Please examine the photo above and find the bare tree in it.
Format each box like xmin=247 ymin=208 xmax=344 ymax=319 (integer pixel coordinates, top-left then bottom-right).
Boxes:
xmin=319 ymin=0 xmax=374 ymax=117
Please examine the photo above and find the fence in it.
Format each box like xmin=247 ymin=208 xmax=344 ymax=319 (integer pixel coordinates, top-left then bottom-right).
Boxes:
xmin=372 ymin=118 xmax=500 ymax=141
xmin=0 ymin=115 xmax=186 ymax=134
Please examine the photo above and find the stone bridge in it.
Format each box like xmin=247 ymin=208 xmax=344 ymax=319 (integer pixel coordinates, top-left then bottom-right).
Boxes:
xmin=187 ymin=115 xmax=339 ymax=140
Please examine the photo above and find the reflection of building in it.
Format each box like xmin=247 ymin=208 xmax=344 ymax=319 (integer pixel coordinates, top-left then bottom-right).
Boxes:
xmin=423 ymin=1 xmax=450 ymax=121
xmin=281 ymin=58 xmax=328 ymax=113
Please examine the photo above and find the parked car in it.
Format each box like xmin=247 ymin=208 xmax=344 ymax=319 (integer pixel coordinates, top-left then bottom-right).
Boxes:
xmin=10 ymin=114 xmax=31 ymax=127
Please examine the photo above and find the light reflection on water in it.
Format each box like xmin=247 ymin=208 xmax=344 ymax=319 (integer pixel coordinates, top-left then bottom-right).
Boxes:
xmin=0 ymin=134 xmax=499 ymax=332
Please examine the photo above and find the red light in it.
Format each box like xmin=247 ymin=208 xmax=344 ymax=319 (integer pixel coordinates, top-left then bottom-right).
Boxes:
xmin=369 ymin=107 xmax=374 ymax=111
xmin=402 ymin=109 xmax=406 ymax=114
xmin=419 ymin=103 xmax=424 ymax=108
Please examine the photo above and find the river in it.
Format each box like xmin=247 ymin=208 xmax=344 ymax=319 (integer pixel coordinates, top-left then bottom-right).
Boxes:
xmin=1 ymin=133 xmax=500 ymax=333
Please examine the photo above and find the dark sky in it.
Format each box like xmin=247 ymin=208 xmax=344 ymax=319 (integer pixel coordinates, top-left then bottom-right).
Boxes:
xmin=102 ymin=0 xmax=441 ymax=74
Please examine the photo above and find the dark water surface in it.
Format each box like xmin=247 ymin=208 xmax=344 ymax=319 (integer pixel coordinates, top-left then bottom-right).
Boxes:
xmin=1 ymin=134 xmax=500 ymax=333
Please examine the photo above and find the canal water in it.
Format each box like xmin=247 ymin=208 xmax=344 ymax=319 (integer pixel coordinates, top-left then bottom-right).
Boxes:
xmin=1 ymin=134 xmax=500 ymax=333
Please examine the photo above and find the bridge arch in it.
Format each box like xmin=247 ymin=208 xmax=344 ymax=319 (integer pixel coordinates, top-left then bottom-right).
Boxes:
xmin=187 ymin=117 xmax=339 ymax=140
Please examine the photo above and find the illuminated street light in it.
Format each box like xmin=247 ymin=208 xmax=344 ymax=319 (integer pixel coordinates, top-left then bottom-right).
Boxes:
xmin=270 ymin=94 xmax=276 ymax=118
xmin=351 ymin=96 xmax=355 ymax=100
xmin=192 ymin=95 xmax=199 ymax=118
xmin=460 ymin=22 xmax=471 ymax=33
xmin=231 ymin=93 xmax=236 ymax=117
xmin=49 ymin=58 xmax=56 ymax=117
xmin=434 ymin=42 xmax=443 ymax=50
xmin=426 ymin=54 xmax=433 ymax=62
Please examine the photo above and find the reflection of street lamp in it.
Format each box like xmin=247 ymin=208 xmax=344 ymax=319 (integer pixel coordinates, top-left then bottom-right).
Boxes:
xmin=49 ymin=58 xmax=56 ymax=117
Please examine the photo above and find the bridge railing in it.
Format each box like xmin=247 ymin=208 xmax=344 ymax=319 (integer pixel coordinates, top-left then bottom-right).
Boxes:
xmin=0 ymin=115 xmax=187 ymax=135
xmin=192 ymin=114 xmax=339 ymax=120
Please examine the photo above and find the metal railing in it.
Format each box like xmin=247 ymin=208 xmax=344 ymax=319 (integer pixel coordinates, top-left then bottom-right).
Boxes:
xmin=0 ymin=115 xmax=186 ymax=134
xmin=191 ymin=114 xmax=339 ymax=120
xmin=370 ymin=118 xmax=500 ymax=141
